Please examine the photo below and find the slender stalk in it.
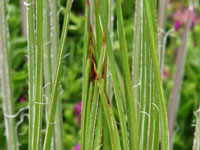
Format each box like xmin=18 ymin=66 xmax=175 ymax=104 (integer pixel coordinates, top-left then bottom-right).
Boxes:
xmin=138 ymin=24 xmax=150 ymax=150
xmin=32 ymin=0 xmax=44 ymax=148
xmin=81 ymin=0 xmax=91 ymax=149
xmin=86 ymin=36 xmax=105 ymax=150
xmin=132 ymin=0 xmax=142 ymax=116
xmin=0 ymin=0 xmax=18 ymax=149
xmin=168 ymin=11 xmax=193 ymax=143
xmin=193 ymin=106 xmax=200 ymax=150
xmin=50 ymin=0 xmax=65 ymax=149
xmin=116 ymin=0 xmax=139 ymax=149
xmin=85 ymin=82 xmax=94 ymax=147
xmin=20 ymin=0 xmax=27 ymax=36
xmin=102 ymin=117 xmax=111 ymax=150
xmin=149 ymin=73 xmax=160 ymax=150
xmin=26 ymin=0 xmax=35 ymax=149
xmin=43 ymin=0 xmax=57 ymax=149
xmin=43 ymin=0 xmax=73 ymax=148
xmin=158 ymin=0 xmax=168 ymax=69
xmin=144 ymin=0 xmax=169 ymax=149
xmin=96 ymin=1 xmax=129 ymax=149
xmin=44 ymin=0 xmax=52 ymax=121
xmin=93 ymin=102 xmax=103 ymax=149
xmin=97 ymin=80 xmax=121 ymax=150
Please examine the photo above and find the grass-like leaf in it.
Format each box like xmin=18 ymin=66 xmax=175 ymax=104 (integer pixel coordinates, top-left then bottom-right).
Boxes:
xmin=0 ymin=0 xmax=18 ymax=149
xmin=43 ymin=0 xmax=73 ymax=149
xmin=32 ymin=0 xmax=44 ymax=149
xmin=144 ymin=0 xmax=169 ymax=149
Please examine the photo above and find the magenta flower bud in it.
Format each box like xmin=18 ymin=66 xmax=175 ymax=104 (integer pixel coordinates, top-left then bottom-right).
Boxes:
xmin=173 ymin=20 xmax=181 ymax=31
xmin=162 ymin=68 xmax=167 ymax=79
xmin=172 ymin=7 xmax=198 ymax=31
xmin=73 ymin=101 xmax=82 ymax=125
xmin=19 ymin=95 xmax=27 ymax=103
xmin=74 ymin=143 xmax=80 ymax=150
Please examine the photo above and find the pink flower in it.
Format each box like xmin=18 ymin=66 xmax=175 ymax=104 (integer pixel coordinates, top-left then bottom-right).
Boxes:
xmin=19 ymin=96 xmax=27 ymax=103
xmin=162 ymin=68 xmax=167 ymax=79
xmin=173 ymin=20 xmax=181 ymax=31
xmin=74 ymin=101 xmax=82 ymax=125
xmin=74 ymin=143 xmax=80 ymax=150
xmin=172 ymin=7 xmax=198 ymax=31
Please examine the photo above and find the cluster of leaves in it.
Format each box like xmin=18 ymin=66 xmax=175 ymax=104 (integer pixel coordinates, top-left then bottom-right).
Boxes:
xmin=0 ymin=0 xmax=200 ymax=149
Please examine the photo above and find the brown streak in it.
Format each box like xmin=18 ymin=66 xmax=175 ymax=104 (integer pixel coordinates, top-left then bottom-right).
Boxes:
xmin=106 ymin=93 xmax=110 ymax=106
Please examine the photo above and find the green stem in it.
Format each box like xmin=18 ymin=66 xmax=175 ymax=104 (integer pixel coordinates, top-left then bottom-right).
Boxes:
xmin=168 ymin=13 xmax=193 ymax=145
xmin=93 ymin=102 xmax=103 ymax=149
xmin=0 ymin=0 xmax=18 ymax=149
xmin=96 ymin=0 xmax=128 ymax=149
xmin=144 ymin=0 xmax=169 ymax=149
xmin=43 ymin=0 xmax=73 ymax=149
xmin=50 ymin=0 xmax=65 ymax=149
xmin=158 ymin=0 xmax=168 ymax=69
xmin=43 ymin=0 xmax=56 ymax=148
xmin=81 ymin=0 xmax=90 ymax=149
xmin=32 ymin=0 xmax=44 ymax=149
xmin=149 ymin=73 xmax=160 ymax=150
xmin=116 ymin=0 xmax=138 ymax=149
xmin=26 ymin=0 xmax=35 ymax=149
xmin=132 ymin=0 xmax=142 ymax=117
xmin=138 ymin=24 xmax=150 ymax=150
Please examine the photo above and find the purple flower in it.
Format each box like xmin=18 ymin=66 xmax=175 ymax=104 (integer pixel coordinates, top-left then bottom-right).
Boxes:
xmin=173 ymin=20 xmax=181 ymax=31
xmin=162 ymin=68 xmax=167 ymax=80
xmin=74 ymin=101 xmax=82 ymax=125
xmin=172 ymin=7 xmax=198 ymax=31
xmin=19 ymin=96 xmax=27 ymax=103
xmin=74 ymin=143 xmax=80 ymax=150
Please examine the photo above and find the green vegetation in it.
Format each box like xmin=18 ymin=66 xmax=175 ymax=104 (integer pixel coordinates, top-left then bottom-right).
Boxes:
xmin=0 ymin=0 xmax=199 ymax=150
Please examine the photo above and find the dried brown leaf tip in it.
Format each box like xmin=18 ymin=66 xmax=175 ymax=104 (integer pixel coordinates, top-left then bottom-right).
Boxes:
xmin=86 ymin=0 xmax=89 ymax=6
xmin=88 ymin=25 xmax=93 ymax=59
xmin=106 ymin=93 xmax=111 ymax=106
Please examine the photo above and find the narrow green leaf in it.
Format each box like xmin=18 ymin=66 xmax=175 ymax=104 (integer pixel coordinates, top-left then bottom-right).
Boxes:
xmin=81 ymin=1 xmax=91 ymax=149
xmin=132 ymin=0 xmax=142 ymax=117
xmin=94 ymin=103 xmax=103 ymax=150
xmin=43 ymin=0 xmax=73 ymax=149
xmin=0 ymin=0 xmax=18 ymax=149
xmin=144 ymin=0 xmax=169 ymax=149
xmin=138 ymin=24 xmax=150 ymax=150
xmin=50 ymin=0 xmax=65 ymax=148
xmin=149 ymin=73 xmax=160 ymax=150
xmin=26 ymin=0 xmax=35 ymax=148
xmin=32 ymin=0 xmax=44 ymax=148
xmin=96 ymin=0 xmax=129 ymax=149
xmin=116 ymin=0 xmax=138 ymax=149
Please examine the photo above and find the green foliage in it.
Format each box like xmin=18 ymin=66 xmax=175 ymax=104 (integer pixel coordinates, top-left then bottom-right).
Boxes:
xmin=0 ymin=0 xmax=200 ymax=150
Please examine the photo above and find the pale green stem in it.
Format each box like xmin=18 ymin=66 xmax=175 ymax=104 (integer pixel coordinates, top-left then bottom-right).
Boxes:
xmin=144 ymin=0 xmax=169 ymax=149
xmin=158 ymin=0 xmax=168 ymax=69
xmin=0 ymin=0 xmax=18 ymax=149
xmin=193 ymin=106 xmax=200 ymax=150
xmin=43 ymin=0 xmax=73 ymax=148
xmin=168 ymin=11 xmax=193 ymax=147
xmin=43 ymin=0 xmax=56 ymax=149
xmin=32 ymin=0 xmax=44 ymax=149
xmin=139 ymin=25 xmax=150 ymax=150
xmin=26 ymin=0 xmax=35 ymax=149
xmin=50 ymin=0 xmax=65 ymax=149
xmin=132 ymin=0 xmax=142 ymax=117
xmin=81 ymin=0 xmax=90 ymax=149
xmin=149 ymin=73 xmax=160 ymax=150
